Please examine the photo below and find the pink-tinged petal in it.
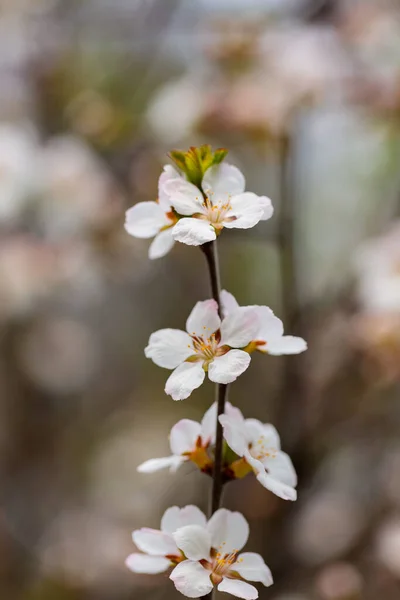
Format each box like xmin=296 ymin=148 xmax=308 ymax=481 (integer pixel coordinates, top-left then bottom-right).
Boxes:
xmin=137 ymin=455 xmax=186 ymax=473
xmin=259 ymin=196 xmax=274 ymax=221
xmin=186 ymin=299 xmax=220 ymax=336
xmin=163 ymin=179 xmax=204 ymax=215
xmin=244 ymin=421 xmax=281 ymax=450
xmin=125 ymin=202 xmax=167 ymax=238
xmin=132 ymin=528 xmax=178 ymax=556
xmin=172 ymin=217 xmax=216 ymax=246
xmin=262 ymin=451 xmax=297 ymax=488
xmin=158 ymin=164 xmax=181 ymax=211
xmin=149 ymin=229 xmax=175 ymax=259
xmin=145 ymin=328 xmax=193 ymax=369
xmin=220 ymin=289 xmax=240 ymax=318
xmin=170 ymin=419 xmax=202 ymax=455
xmin=170 ymin=560 xmax=213 ymax=598
xmin=207 ymin=509 xmax=249 ymax=553
xmin=200 ymin=402 xmax=217 ymax=444
xmin=223 ymin=193 xmax=265 ymax=229
xmin=165 ymin=361 xmax=206 ymax=401
xmin=252 ymin=307 xmax=284 ymax=348
xmin=224 ymin=402 xmax=245 ymax=423
xmin=218 ymin=578 xmax=258 ymax=599
xmin=219 ymin=414 xmax=247 ymax=457
xmin=125 ymin=553 xmax=171 ymax=574
xmin=208 ymin=350 xmax=251 ymax=385
xmin=220 ymin=307 xmax=260 ymax=347
xmin=267 ymin=335 xmax=307 ymax=356
xmin=233 ymin=553 xmax=273 ymax=587
xmin=173 ymin=525 xmax=212 ymax=561
xmin=202 ymin=163 xmax=245 ymax=196
xmin=161 ymin=506 xmax=207 ymax=534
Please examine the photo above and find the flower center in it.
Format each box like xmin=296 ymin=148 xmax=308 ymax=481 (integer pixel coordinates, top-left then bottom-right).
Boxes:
xmin=190 ymin=330 xmax=221 ymax=361
xmin=201 ymin=194 xmax=233 ymax=229
xmin=201 ymin=545 xmax=240 ymax=584
xmin=250 ymin=437 xmax=278 ymax=461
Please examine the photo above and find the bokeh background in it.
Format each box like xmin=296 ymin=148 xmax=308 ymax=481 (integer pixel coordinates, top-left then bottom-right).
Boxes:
xmin=1 ymin=0 xmax=400 ymax=599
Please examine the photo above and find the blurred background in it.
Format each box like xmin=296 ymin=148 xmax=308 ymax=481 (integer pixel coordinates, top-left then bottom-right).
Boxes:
xmin=1 ymin=0 xmax=400 ymax=599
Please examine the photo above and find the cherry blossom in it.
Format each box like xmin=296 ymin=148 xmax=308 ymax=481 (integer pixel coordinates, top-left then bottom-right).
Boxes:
xmin=125 ymin=505 xmax=207 ymax=575
xmin=145 ymin=298 xmax=260 ymax=400
xmin=221 ymin=290 xmax=307 ymax=355
xmin=124 ymin=165 xmax=180 ymax=259
xmin=219 ymin=407 xmax=297 ymax=501
xmin=164 ymin=163 xmax=273 ymax=246
xmin=170 ymin=508 xmax=273 ymax=599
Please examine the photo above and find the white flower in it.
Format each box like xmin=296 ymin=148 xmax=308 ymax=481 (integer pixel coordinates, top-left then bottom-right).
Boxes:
xmin=125 ymin=165 xmax=180 ymax=259
xmin=170 ymin=508 xmax=273 ymax=599
xmin=221 ymin=290 xmax=307 ymax=355
xmin=145 ymin=298 xmax=260 ymax=400
xmin=219 ymin=407 xmax=297 ymax=501
xmin=164 ymin=163 xmax=273 ymax=246
xmin=126 ymin=505 xmax=207 ymax=575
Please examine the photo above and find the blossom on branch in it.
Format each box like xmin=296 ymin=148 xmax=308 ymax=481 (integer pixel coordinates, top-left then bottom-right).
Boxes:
xmin=170 ymin=508 xmax=273 ymax=599
xmin=221 ymin=290 xmax=307 ymax=355
xmin=219 ymin=407 xmax=297 ymax=501
xmin=145 ymin=298 xmax=260 ymax=400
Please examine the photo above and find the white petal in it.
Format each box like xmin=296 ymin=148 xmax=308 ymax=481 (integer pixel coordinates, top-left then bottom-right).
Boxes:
xmin=252 ymin=306 xmax=284 ymax=345
xmin=161 ymin=506 xmax=207 ymax=534
xmin=172 ymin=218 xmax=216 ymax=246
xmin=125 ymin=202 xmax=167 ymax=238
xmin=208 ymin=350 xmax=251 ymax=385
xmin=164 ymin=179 xmax=205 ymax=215
xmin=145 ymin=328 xmax=193 ymax=369
xmin=186 ymin=299 xmax=220 ymax=336
xmin=132 ymin=528 xmax=178 ymax=556
xmin=125 ymin=553 xmax=171 ymax=574
xmin=220 ymin=307 xmax=260 ymax=347
xmin=137 ymin=455 xmax=186 ymax=473
xmin=202 ymin=163 xmax=245 ymax=196
xmin=256 ymin=471 xmax=297 ymax=501
xmin=170 ymin=419 xmax=202 ymax=455
xmin=233 ymin=553 xmax=273 ymax=586
xmin=173 ymin=525 xmax=212 ymax=560
xmin=149 ymin=229 xmax=175 ymax=259
xmin=218 ymin=578 xmax=258 ymax=599
xmin=170 ymin=560 xmax=213 ymax=598
xmin=259 ymin=196 xmax=274 ymax=221
xmin=220 ymin=289 xmax=240 ymax=318
xmin=223 ymin=193 xmax=265 ymax=229
xmin=267 ymin=335 xmax=307 ymax=356
xmin=244 ymin=421 xmax=281 ymax=450
xmin=158 ymin=164 xmax=180 ymax=211
xmin=225 ymin=402 xmax=245 ymax=423
xmin=263 ymin=451 xmax=297 ymax=488
xmin=165 ymin=361 xmax=206 ymax=401
xmin=219 ymin=414 xmax=247 ymax=457
xmin=207 ymin=509 xmax=249 ymax=553
xmin=200 ymin=402 xmax=217 ymax=445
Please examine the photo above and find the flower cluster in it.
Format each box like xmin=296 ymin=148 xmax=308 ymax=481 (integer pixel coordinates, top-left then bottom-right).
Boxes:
xmin=125 ymin=146 xmax=307 ymax=599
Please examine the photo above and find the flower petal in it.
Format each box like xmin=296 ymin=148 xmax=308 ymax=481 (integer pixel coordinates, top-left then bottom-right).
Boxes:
xmin=233 ymin=553 xmax=273 ymax=586
xmin=149 ymin=229 xmax=175 ymax=259
xmin=170 ymin=560 xmax=213 ymax=598
xmin=173 ymin=525 xmax=212 ymax=560
xmin=220 ymin=307 xmax=260 ymax=347
xmin=245 ymin=452 xmax=297 ymax=501
xmin=263 ymin=451 xmax=297 ymax=488
xmin=161 ymin=506 xmax=207 ymax=534
xmin=125 ymin=553 xmax=171 ymax=574
xmin=158 ymin=164 xmax=180 ymax=211
xmin=172 ymin=217 xmax=216 ymax=246
xmin=259 ymin=196 xmax=274 ymax=221
xmin=208 ymin=350 xmax=251 ymax=385
xmin=170 ymin=419 xmax=202 ymax=455
xmin=207 ymin=509 xmax=249 ymax=553
xmin=125 ymin=202 xmax=167 ymax=238
xmin=202 ymin=163 xmax=245 ymax=196
xmin=145 ymin=328 xmax=193 ymax=369
xmin=200 ymin=402 xmax=217 ymax=445
xmin=220 ymin=289 xmax=240 ymax=318
xmin=132 ymin=528 xmax=178 ymax=556
xmin=163 ymin=179 xmax=204 ymax=215
xmin=137 ymin=455 xmax=186 ymax=473
xmin=244 ymin=421 xmax=281 ymax=450
xmin=252 ymin=307 xmax=284 ymax=349
xmin=267 ymin=335 xmax=307 ymax=356
xmin=219 ymin=413 xmax=248 ymax=456
xmin=186 ymin=299 xmax=220 ymax=336
xmin=165 ymin=361 xmax=206 ymax=401
xmin=223 ymin=193 xmax=265 ymax=229
xmin=218 ymin=578 xmax=258 ymax=599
